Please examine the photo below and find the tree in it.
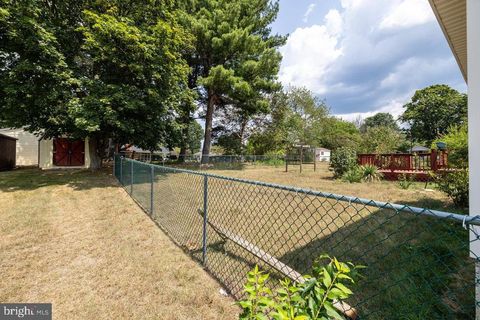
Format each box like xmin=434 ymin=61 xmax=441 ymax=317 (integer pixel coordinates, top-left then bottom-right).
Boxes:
xmin=400 ymin=85 xmax=467 ymax=143
xmin=247 ymin=88 xmax=362 ymax=154
xmin=187 ymin=120 xmax=204 ymax=154
xmin=360 ymin=112 xmax=399 ymax=133
xmin=246 ymin=88 xmax=330 ymax=154
xmin=359 ymin=126 xmax=406 ymax=154
xmin=320 ymin=118 xmax=361 ymax=151
xmin=433 ymin=123 xmax=468 ymax=168
xmin=181 ymin=0 xmax=285 ymax=163
xmin=0 ymin=0 xmax=190 ymax=168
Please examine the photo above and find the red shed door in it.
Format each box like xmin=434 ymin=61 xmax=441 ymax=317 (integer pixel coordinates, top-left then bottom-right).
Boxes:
xmin=53 ymin=138 xmax=85 ymax=166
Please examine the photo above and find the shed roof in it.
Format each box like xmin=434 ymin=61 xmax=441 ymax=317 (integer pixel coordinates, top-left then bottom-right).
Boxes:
xmin=0 ymin=133 xmax=18 ymax=141
xmin=410 ymin=146 xmax=430 ymax=152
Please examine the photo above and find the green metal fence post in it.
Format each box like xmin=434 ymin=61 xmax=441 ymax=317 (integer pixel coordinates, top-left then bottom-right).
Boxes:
xmin=130 ymin=160 xmax=133 ymax=195
xmin=150 ymin=165 xmax=154 ymax=215
xmin=202 ymin=175 xmax=209 ymax=266
xmin=120 ymin=156 xmax=123 ymax=184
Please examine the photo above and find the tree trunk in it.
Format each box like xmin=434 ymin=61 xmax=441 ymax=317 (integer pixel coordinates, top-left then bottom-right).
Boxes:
xmin=201 ymin=91 xmax=215 ymax=164
xmin=178 ymin=121 xmax=189 ymax=163
xmin=88 ymin=137 xmax=102 ymax=169
xmin=178 ymin=146 xmax=187 ymax=163
xmin=239 ymin=117 xmax=248 ymax=153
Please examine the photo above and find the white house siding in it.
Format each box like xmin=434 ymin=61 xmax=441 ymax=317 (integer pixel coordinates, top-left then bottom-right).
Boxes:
xmin=315 ymin=149 xmax=331 ymax=162
xmin=0 ymin=128 xmax=39 ymax=166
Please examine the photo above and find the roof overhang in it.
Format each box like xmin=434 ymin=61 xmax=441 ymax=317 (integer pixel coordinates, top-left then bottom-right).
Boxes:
xmin=429 ymin=0 xmax=467 ymax=82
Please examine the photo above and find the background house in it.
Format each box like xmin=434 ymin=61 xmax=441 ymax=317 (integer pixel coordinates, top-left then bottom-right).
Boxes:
xmin=315 ymin=147 xmax=331 ymax=162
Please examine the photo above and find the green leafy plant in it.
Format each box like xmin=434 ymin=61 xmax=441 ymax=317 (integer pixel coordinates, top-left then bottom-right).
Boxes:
xmin=238 ymin=266 xmax=274 ymax=320
xmin=432 ymin=123 xmax=468 ymax=168
xmin=238 ymin=255 xmax=363 ymax=320
xmin=435 ymin=169 xmax=469 ymax=207
xmin=397 ymin=173 xmax=416 ymax=190
xmin=341 ymin=166 xmax=363 ymax=183
xmin=330 ymin=147 xmax=357 ymax=178
xmin=360 ymin=165 xmax=383 ymax=182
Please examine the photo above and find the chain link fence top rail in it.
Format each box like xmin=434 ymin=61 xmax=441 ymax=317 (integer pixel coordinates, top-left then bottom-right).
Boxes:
xmin=114 ymin=155 xmax=479 ymax=319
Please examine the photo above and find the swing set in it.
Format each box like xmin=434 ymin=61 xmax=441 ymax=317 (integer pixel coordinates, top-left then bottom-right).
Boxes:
xmin=285 ymin=144 xmax=318 ymax=173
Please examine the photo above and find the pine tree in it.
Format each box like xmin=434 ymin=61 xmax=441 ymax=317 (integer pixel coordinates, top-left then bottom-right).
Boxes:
xmin=181 ymin=0 xmax=285 ymax=162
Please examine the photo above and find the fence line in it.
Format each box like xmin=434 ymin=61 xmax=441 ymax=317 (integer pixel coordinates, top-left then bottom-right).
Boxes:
xmin=114 ymin=155 xmax=479 ymax=319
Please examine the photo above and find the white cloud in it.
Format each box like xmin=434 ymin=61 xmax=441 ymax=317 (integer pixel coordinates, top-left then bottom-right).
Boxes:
xmin=278 ymin=0 xmax=465 ymax=119
xmin=325 ymin=9 xmax=343 ymax=35
xmin=279 ymin=23 xmax=342 ymax=94
xmin=335 ymin=100 xmax=405 ymax=122
xmin=303 ymin=3 xmax=317 ymax=23
xmin=379 ymin=0 xmax=434 ymax=30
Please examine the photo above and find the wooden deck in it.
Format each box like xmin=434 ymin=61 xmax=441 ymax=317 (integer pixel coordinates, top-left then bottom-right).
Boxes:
xmin=358 ymin=150 xmax=450 ymax=181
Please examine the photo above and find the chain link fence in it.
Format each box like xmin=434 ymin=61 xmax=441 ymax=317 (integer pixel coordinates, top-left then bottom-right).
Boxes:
xmin=114 ymin=155 xmax=479 ymax=319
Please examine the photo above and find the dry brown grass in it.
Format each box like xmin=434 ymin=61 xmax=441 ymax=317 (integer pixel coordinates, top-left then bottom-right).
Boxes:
xmin=149 ymin=162 xmax=472 ymax=319
xmin=209 ymin=162 xmax=451 ymax=207
xmin=0 ymin=168 xmax=238 ymax=320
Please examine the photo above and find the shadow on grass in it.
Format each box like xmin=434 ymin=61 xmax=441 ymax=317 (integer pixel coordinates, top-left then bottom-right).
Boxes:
xmin=115 ymin=163 xmax=474 ymax=319
xmin=0 ymin=167 xmax=113 ymax=192
xmin=276 ymin=199 xmax=473 ymax=320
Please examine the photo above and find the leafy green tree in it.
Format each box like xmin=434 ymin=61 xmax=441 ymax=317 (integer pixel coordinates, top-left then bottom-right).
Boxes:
xmin=400 ymin=85 xmax=467 ymax=143
xmin=320 ymin=118 xmax=361 ymax=151
xmin=216 ymin=133 xmax=242 ymax=155
xmin=433 ymin=123 xmax=468 ymax=168
xmin=360 ymin=112 xmax=399 ymax=133
xmin=0 ymin=0 xmax=190 ymax=168
xmin=246 ymin=88 xmax=329 ymax=154
xmin=360 ymin=126 xmax=406 ymax=154
xmin=187 ymin=120 xmax=204 ymax=154
xmin=286 ymin=87 xmax=329 ymax=147
xmin=181 ymin=0 xmax=285 ymax=163
xmin=247 ymin=88 xmax=361 ymax=154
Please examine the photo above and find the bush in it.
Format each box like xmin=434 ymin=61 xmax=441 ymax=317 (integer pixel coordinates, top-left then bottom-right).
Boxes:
xmin=432 ymin=123 xmax=468 ymax=168
xmin=435 ymin=169 xmax=469 ymax=207
xmin=342 ymin=166 xmax=363 ymax=183
xmin=238 ymin=255 xmax=363 ymax=320
xmin=361 ymin=164 xmax=383 ymax=182
xmin=397 ymin=173 xmax=415 ymax=190
xmin=330 ymin=147 xmax=357 ymax=178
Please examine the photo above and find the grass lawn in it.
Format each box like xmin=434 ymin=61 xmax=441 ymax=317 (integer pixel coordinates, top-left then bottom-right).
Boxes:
xmin=208 ymin=162 xmax=453 ymax=209
xmin=0 ymin=168 xmax=238 ymax=320
xmin=139 ymin=160 xmax=473 ymax=319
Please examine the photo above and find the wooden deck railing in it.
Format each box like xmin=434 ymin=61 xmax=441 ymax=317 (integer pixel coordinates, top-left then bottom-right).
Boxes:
xmin=357 ymin=150 xmax=448 ymax=172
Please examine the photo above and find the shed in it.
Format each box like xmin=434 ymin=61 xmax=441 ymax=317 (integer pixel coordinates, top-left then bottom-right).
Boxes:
xmin=0 ymin=133 xmax=17 ymax=171
xmin=38 ymin=137 xmax=93 ymax=169
xmin=0 ymin=128 xmax=39 ymax=166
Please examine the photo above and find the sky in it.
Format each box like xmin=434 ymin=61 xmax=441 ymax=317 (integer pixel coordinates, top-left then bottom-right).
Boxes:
xmin=271 ymin=0 xmax=467 ymax=121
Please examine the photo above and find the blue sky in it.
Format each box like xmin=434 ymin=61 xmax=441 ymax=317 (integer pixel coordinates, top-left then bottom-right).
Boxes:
xmin=271 ymin=0 xmax=466 ymax=120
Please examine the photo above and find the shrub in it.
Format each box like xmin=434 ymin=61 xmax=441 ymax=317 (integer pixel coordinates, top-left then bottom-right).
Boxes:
xmin=432 ymin=123 xmax=468 ymax=168
xmin=342 ymin=166 xmax=363 ymax=183
xmin=330 ymin=147 xmax=357 ymax=178
xmin=435 ymin=169 xmax=469 ymax=207
xmin=238 ymin=255 xmax=363 ymax=320
xmin=360 ymin=164 xmax=383 ymax=182
xmin=397 ymin=173 xmax=415 ymax=190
